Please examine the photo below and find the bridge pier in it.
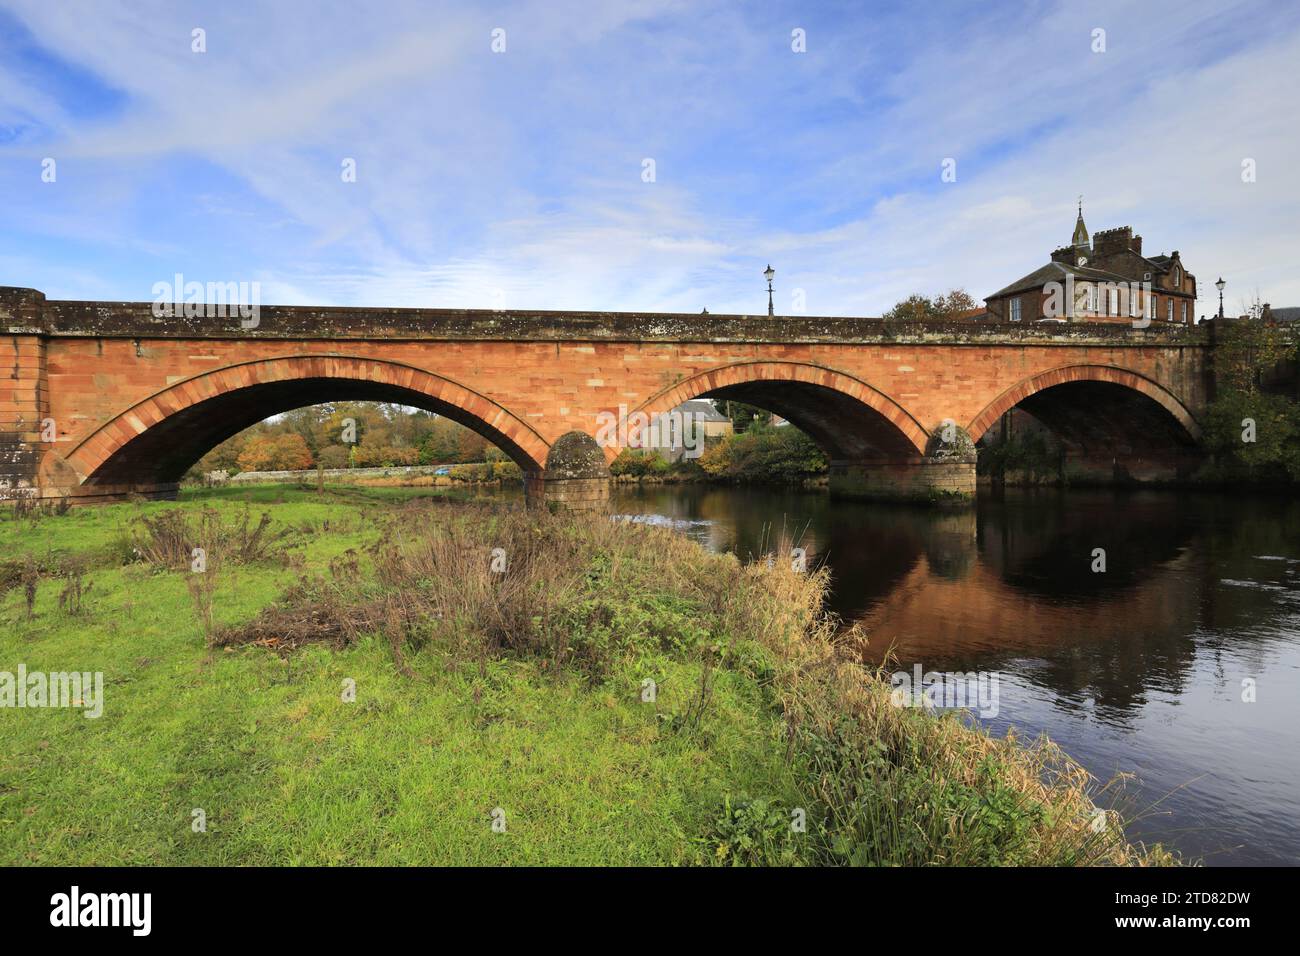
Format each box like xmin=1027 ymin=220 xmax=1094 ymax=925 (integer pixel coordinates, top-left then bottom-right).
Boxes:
xmin=829 ymin=425 xmax=977 ymax=505
xmin=0 ymin=431 xmax=41 ymax=500
xmin=829 ymin=456 xmax=977 ymax=504
xmin=524 ymin=430 xmax=611 ymax=512
xmin=1 ymin=288 xmax=49 ymax=501
xmin=37 ymin=482 xmax=179 ymax=504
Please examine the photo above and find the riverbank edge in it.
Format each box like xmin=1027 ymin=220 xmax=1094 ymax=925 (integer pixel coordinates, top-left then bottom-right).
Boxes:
xmin=659 ymin=518 xmax=1176 ymax=866
xmin=202 ymin=466 xmax=1297 ymax=496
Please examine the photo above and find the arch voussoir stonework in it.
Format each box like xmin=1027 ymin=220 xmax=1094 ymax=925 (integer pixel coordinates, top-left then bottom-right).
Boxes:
xmin=65 ymin=354 xmax=551 ymax=483
xmin=966 ymin=364 xmax=1203 ymax=445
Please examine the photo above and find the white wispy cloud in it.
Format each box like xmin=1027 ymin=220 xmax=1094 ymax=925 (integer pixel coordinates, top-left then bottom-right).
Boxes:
xmin=0 ymin=0 xmax=1296 ymax=313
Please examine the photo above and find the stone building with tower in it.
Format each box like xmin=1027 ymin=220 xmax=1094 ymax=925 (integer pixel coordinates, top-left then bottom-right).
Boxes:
xmin=984 ymin=205 xmax=1197 ymax=324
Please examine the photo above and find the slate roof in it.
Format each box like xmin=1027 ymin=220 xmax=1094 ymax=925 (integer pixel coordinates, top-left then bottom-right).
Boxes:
xmin=671 ymin=399 xmax=730 ymax=422
xmin=988 ymin=261 xmax=1130 ymax=299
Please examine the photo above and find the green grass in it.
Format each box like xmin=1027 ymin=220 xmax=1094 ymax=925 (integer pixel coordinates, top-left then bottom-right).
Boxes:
xmin=0 ymin=486 xmax=800 ymax=865
xmin=0 ymin=484 xmax=1171 ymax=866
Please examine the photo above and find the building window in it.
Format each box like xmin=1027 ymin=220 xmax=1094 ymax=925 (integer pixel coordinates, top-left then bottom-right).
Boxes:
xmin=1148 ymin=294 xmax=1157 ymax=320
xmin=1009 ymin=297 xmax=1021 ymax=322
xmin=1173 ymin=266 xmax=1181 ymax=289
xmin=1085 ymin=284 xmax=1095 ymax=312
xmin=1129 ymin=286 xmax=1139 ymax=317
xmin=1167 ymin=300 xmax=1174 ymax=322
xmin=1181 ymin=301 xmax=1187 ymax=323
xmin=1108 ymin=287 xmax=1119 ymax=316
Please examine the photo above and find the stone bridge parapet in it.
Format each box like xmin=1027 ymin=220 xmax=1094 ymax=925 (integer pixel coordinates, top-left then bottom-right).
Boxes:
xmin=2 ymin=286 xmax=1214 ymax=507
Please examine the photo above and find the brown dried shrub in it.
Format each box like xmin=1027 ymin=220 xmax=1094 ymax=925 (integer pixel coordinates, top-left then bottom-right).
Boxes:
xmin=132 ymin=506 xmax=290 ymax=570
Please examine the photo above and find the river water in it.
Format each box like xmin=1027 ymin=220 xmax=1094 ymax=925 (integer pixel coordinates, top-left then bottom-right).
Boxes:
xmin=606 ymin=484 xmax=1300 ymax=866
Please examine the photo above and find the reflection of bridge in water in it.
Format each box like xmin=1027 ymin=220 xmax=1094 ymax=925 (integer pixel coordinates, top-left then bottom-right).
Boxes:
xmin=828 ymin=495 xmax=1207 ymax=718
xmin=629 ymin=486 xmax=1221 ymax=719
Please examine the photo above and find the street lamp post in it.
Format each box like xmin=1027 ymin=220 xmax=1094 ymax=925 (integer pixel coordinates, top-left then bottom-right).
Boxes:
xmin=1216 ymin=277 xmax=1226 ymax=319
xmin=764 ymin=264 xmax=775 ymax=317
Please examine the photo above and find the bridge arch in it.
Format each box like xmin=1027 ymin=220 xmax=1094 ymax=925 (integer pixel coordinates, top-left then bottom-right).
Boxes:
xmin=66 ymin=354 xmax=550 ymax=487
xmin=966 ymin=364 xmax=1202 ymax=446
xmin=632 ymin=360 xmax=929 ymax=460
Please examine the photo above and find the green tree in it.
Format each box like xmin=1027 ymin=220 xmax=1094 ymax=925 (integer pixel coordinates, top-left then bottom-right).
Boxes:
xmin=1202 ymin=318 xmax=1300 ymax=482
xmin=720 ymin=400 xmax=768 ymax=433
xmin=699 ymin=424 xmax=827 ymax=481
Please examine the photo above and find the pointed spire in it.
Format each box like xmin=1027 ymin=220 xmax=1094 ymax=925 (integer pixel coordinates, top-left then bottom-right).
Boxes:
xmin=1072 ymin=196 xmax=1090 ymax=251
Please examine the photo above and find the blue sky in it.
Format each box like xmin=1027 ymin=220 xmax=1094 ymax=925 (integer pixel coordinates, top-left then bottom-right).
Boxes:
xmin=2 ymin=0 xmax=1298 ymax=315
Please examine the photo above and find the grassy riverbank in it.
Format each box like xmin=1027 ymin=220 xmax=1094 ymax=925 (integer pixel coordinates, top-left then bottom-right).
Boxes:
xmin=0 ymin=485 xmax=1172 ymax=865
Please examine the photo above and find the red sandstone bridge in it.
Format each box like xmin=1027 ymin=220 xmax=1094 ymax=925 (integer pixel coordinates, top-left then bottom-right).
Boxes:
xmin=1 ymin=285 xmax=1211 ymax=508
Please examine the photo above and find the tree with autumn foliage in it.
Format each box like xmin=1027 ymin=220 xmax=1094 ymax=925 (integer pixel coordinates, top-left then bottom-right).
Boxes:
xmin=883 ymin=288 xmax=978 ymax=321
xmin=237 ymin=432 xmax=315 ymax=472
xmin=188 ymin=402 xmax=503 ymax=478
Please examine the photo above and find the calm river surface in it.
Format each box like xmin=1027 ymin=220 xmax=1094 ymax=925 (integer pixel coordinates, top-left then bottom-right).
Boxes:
xmin=607 ymin=484 xmax=1300 ymax=866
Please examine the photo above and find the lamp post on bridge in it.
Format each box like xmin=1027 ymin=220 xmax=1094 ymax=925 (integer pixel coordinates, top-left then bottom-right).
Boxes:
xmin=1216 ymin=277 xmax=1226 ymax=319
xmin=764 ymin=264 xmax=775 ymax=317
